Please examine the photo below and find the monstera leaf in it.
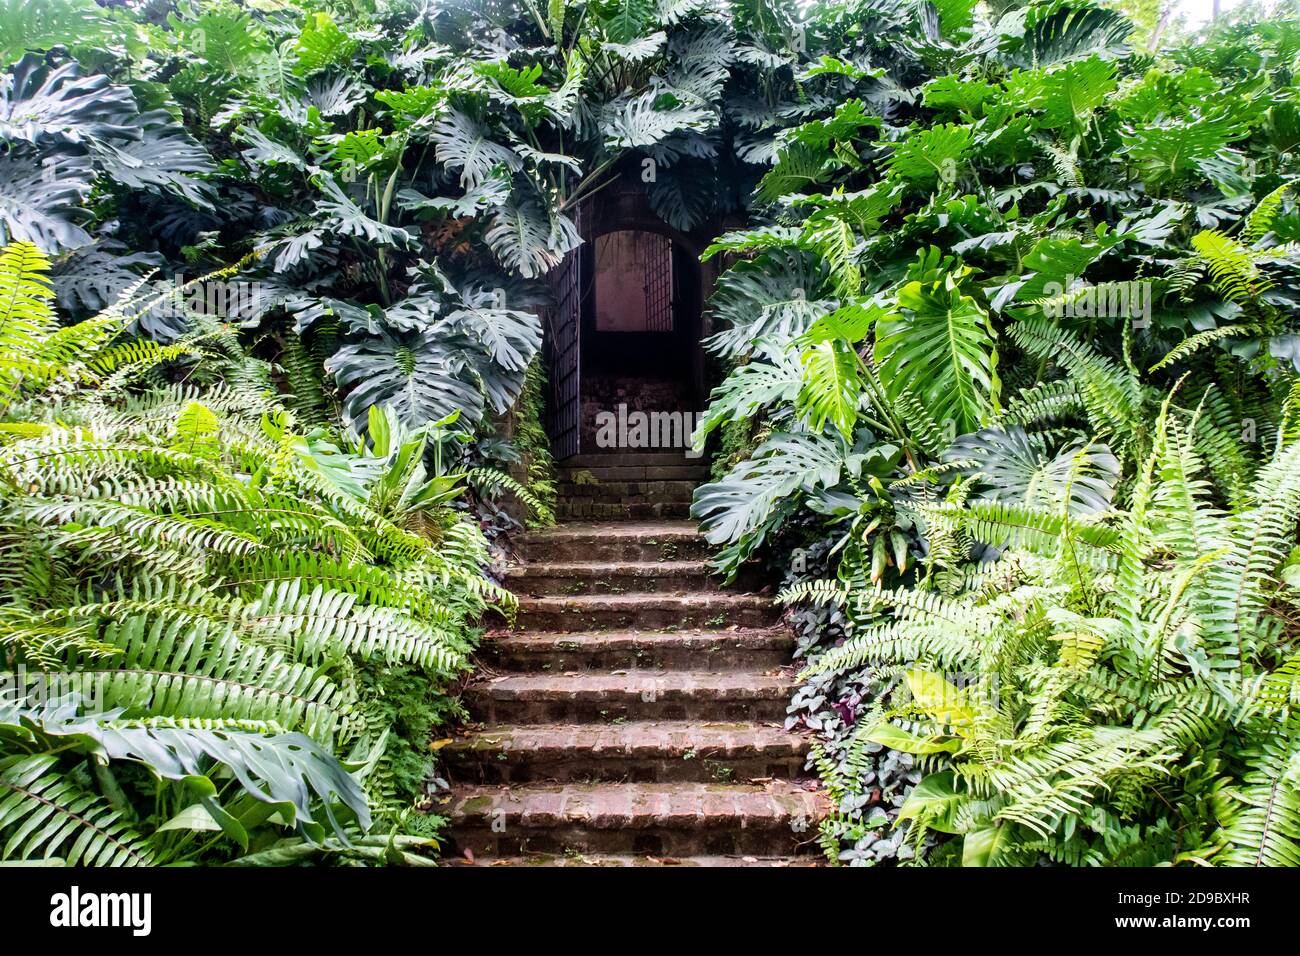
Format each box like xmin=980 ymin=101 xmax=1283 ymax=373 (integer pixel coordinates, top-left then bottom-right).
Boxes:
xmin=944 ymin=425 xmax=1120 ymax=514
xmin=294 ymin=11 xmax=357 ymax=73
xmin=0 ymin=55 xmax=136 ymax=146
xmin=704 ymin=248 xmax=835 ymax=359
xmin=430 ymin=109 xmax=523 ymax=188
xmin=313 ymin=177 xmax=416 ymax=248
xmin=327 ymin=327 xmax=486 ymax=433
xmin=602 ymin=32 xmax=666 ymax=61
xmin=695 ymin=346 xmax=805 ymax=446
xmin=484 ymin=196 xmax=581 ymax=278
xmin=756 ymin=141 xmax=837 ymax=204
xmin=1121 ymin=112 xmax=1251 ymax=190
xmin=888 ymin=123 xmax=973 ymax=184
xmin=874 ymin=274 xmax=999 ymax=436
xmin=0 ymin=696 xmax=369 ymax=849
xmin=0 ymin=0 xmax=114 ymax=64
xmin=600 ymin=89 xmax=714 ymax=148
xmin=376 ymin=278 xmax=455 ymax=333
xmin=398 ymin=174 xmax=512 ymax=219
xmin=798 ymin=340 xmax=862 ymax=440
xmin=666 ymin=23 xmax=735 ymax=102
xmin=52 ymin=242 xmax=164 ymax=313
xmin=1004 ymin=56 xmax=1116 ymax=134
xmin=89 ymin=112 xmax=217 ymax=208
xmin=999 ymin=0 xmax=1132 ymax=69
xmin=0 ymin=147 xmax=94 ymax=252
xmin=445 ymin=283 xmax=542 ymax=373
xmin=647 ymin=159 xmax=718 ymax=230
xmin=692 ymin=431 xmax=846 ymax=573
xmin=300 ymin=73 xmax=367 ymax=117
xmin=592 ymin=0 xmax=659 ymax=43
xmin=238 ymin=126 xmax=313 ymax=171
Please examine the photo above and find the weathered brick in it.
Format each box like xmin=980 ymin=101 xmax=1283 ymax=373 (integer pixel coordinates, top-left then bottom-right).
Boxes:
xmin=444 ymin=782 xmax=830 ymax=857
xmin=465 ymin=671 xmax=796 ymax=723
xmin=444 ymin=721 xmax=812 ymax=784
xmin=504 ymin=559 xmax=740 ymax=596
xmin=444 ymin=514 xmax=828 ymax=865
xmin=513 ymin=593 xmax=779 ymax=631
xmin=485 ymin=629 xmax=793 ymax=671
xmin=517 ymin=521 xmax=711 ymax=562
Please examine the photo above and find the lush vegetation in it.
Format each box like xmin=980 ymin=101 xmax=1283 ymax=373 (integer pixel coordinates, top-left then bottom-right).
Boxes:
xmin=0 ymin=236 xmax=519 ymax=863
xmin=3 ymin=0 xmax=1300 ymax=867
xmin=690 ymin=4 xmax=1300 ymax=865
xmin=0 ymin=0 xmax=845 ymax=868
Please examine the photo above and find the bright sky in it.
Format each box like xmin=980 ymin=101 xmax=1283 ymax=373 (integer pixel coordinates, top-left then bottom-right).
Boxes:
xmin=1175 ymin=0 xmax=1247 ymax=27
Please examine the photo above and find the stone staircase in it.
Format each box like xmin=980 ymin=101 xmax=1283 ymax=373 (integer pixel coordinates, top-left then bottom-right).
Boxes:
xmin=553 ymin=451 xmax=705 ymax=520
xmin=442 ymin=453 xmax=828 ymax=866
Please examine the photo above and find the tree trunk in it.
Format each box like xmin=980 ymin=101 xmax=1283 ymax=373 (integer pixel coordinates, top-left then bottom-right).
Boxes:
xmin=1148 ymin=5 xmax=1175 ymax=52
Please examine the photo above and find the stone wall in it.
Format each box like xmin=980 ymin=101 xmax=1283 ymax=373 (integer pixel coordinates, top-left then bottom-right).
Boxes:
xmin=580 ymin=373 xmax=692 ymax=450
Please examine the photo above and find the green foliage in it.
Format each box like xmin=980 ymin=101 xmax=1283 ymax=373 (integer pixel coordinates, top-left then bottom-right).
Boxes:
xmin=513 ymin=359 xmax=558 ymax=528
xmin=691 ymin=0 xmax=1300 ymax=866
xmin=808 ymin=406 xmax=1300 ymax=867
xmin=4 ymin=0 xmax=1300 ymax=871
xmin=0 ymin=242 xmax=506 ymax=865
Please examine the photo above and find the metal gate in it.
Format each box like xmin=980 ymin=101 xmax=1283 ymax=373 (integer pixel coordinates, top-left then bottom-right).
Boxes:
xmin=543 ymin=204 xmax=586 ymax=460
xmin=644 ymin=233 xmax=673 ymax=332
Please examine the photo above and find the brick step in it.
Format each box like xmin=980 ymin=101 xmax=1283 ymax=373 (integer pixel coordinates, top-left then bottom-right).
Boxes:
xmin=513 ymin=593 xmax=778 ymax=631
xmin=556 ymin=501 xmax=693 ymax=520
xmin=464 ymin=670 xmax=795 ymax=723
xmin=561 ymin=453 xmax=705 ymax=468
xmin=517 ymin=520 xmax=710 ymax=562
xmin=558 ymin=480 xmax=699 ymax=500
xmin=444 ymin=721 xmax=810 ymax=784
xmin=444 ymin=781 xmax=828 ymax=857
xmin=449 ymin=852 xmax=819 ymax=867
xmin=484 ymin=628 xmax=793 ymax=671
xmin=504 ymin=560 xmax=729 ymax=596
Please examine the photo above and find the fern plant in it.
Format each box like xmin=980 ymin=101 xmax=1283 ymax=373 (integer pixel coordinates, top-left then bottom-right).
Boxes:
xmin=692 ymin=0 xmax=1300 ymax=866
xmin=805 ymin=397 xmax=1300 ymax=866
xmin=0 ymin=241 xmax=508 ymax=865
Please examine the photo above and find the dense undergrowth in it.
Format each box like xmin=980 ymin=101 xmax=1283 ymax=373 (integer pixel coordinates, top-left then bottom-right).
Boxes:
xmin=3 ymin=0 xmax=1300 ymax=868
xmin=0 ymin=0 xmax=852 ymax=867
xmin=690 ymin=5 xmax=1300 ymax=865
xmin=0 ymin=239 xmax=511 ymax=863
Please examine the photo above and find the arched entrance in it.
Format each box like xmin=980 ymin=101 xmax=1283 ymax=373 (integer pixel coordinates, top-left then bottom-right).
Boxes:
xmin=579 ymin=227 xmax=703 ymax=451
xmin=542 ymin=175 xmax=718 ymax=461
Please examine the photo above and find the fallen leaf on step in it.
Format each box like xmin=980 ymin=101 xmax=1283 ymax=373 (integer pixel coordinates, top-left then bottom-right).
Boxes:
xmin=429 ymin=738 xmax=454 ymax=751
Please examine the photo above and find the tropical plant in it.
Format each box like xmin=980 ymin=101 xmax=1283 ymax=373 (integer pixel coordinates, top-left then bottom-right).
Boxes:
xmin=691 ymin=0 xmax=1300 ymax=864
xmin=805 ymin=396 xmax=1300 ymax=866
xmin=1 ymin=0 xmax=1298 ymax=871
xmin=0 ymin=240 xmax=509 ymax=864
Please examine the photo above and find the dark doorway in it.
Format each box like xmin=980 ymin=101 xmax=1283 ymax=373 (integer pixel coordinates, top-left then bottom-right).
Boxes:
xmin=577 ymin=229 xmax=702 ymax=450
xmin=541 ymin=174 xmax=721 ymax=460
